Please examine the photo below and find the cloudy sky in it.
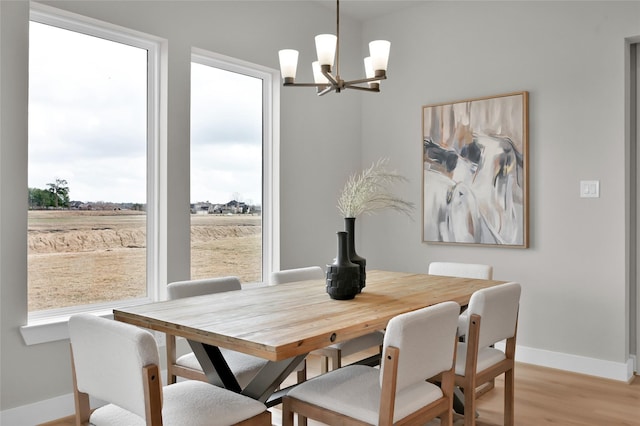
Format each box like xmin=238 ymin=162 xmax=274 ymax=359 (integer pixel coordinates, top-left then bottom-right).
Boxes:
xmin=29 ymin=21 xmax=262 ymax=206
xmin=190 ymin=63 xmax=262 ymax=206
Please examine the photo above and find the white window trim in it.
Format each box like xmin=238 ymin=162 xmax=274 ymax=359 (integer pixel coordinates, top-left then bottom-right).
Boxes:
xmin=21 ymin=4 xmax=164 ymax=345
xmin=191 ymin=48 xmax=280 ymax=281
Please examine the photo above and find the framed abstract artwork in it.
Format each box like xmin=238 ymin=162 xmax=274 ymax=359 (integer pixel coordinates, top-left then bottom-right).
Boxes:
xmin=422 ymin=92 xmax=529 ymax=247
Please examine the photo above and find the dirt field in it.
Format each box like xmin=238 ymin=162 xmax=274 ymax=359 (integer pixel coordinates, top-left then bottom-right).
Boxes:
xmin=28 ymin=210 xmax=261 ymax=312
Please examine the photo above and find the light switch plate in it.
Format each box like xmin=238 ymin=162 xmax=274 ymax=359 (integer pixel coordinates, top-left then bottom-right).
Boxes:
xmin=580 ymin=180 xmax=600 ymax=198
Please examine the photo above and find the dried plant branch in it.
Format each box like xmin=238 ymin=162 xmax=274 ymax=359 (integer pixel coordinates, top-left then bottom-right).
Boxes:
xmin=337 ymin=158 xmax=415 ymax=218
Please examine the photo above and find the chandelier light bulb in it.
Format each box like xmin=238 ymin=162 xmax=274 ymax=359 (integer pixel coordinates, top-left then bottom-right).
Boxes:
xmin=278 ymin=49 xmax=299 ymax=80
xmin=369 ymin=40 xmax=391 ymax=72
xmin=315 ymin=34 xmax=337 ymax=67
xmin=364 ymin=57 xmax=374 ymax=79
xmin=363 ymin=57 xmax=378 ymax=88
xmin=313 ymin=61 xmax=329 ymax=84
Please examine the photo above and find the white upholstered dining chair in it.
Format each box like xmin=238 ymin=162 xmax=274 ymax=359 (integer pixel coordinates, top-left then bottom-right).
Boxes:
xmin=269 ymin=266 xmax=325 ymax=285
xmin=427 ymin=261 xmax=493 ymax=335
xmin=428 ymin=262 xmax=493 ymax=281
xmin=270 ymin=266 xmax=385 ymax=373
xmin=165 ymin=276 xmax=269 ymax=388
xmin=455 ymin=282 xmax=521 ymax=426
xmin=68 ymin=313 xmax=271 ymax=426
xmin=282 ymin=301 xmax=461 ymax=426
xmin=428 ymin=261 xmax=495 ymax=396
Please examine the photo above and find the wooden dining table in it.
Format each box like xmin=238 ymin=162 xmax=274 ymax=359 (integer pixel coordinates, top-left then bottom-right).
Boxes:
xmin=113 ymin=269 xmax=506 ymax=405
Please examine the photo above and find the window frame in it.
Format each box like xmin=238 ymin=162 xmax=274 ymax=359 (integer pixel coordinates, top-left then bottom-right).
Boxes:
xmin=23 ymin=4 xmax=161 ymax=333
xmin=20 ymin=7 xmax=280 ymax=346
xmin=190 ymin=48 xmax=280 ymax=282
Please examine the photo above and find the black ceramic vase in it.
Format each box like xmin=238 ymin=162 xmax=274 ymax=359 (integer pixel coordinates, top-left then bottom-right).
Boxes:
xmin=326 ymin=231 xmax=360 ymax=300
xmin=345 ymin=217 xmax=366 ymax=292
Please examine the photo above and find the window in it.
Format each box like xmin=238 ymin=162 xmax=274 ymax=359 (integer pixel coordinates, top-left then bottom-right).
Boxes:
xmin=190 ymin=52 xmax=276 ymax=283
xmin=27 ymin=8 xmax=159 ymax=320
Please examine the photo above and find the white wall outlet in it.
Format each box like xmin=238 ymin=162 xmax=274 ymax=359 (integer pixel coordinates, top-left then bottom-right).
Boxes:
xmin=580 ymin=180 xmax=600 ymax=198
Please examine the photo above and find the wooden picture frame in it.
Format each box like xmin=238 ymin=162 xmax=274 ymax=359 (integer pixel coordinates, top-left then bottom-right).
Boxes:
xmin=422 ymin=91 xmax=529 ymax=247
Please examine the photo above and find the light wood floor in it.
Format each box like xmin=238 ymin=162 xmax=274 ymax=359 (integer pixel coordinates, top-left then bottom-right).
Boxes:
xmin=41 ymin=354 xmax=640 ymax=426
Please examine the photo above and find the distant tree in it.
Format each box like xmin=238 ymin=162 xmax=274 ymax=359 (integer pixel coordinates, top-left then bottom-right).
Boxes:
xmin=47 ymin=178 xmax=70 ymax=208
xmin=28 ymin=187 xmax=55 ymax=208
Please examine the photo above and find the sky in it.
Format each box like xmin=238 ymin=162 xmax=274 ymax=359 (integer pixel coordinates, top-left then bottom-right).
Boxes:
xmin=190 ymin=63 xmax=262 ymax=206
xmin=28 ymin=21 xmax=262 ymax=206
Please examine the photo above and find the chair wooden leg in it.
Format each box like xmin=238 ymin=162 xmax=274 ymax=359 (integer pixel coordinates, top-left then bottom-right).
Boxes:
xmin=294 ymin=362 xmax=308 ymax=426
xmin=320 ymin=356 xmax=329 ymax=374
xmin=463 ymin=384 xmax=476 ymax=426
xmin=142 ymin=365 xmax=163 ymax=426
xmin=321 ymin=351 xmax=342 ymax=373
xmin=440 ymin=369 xmax=455 ymax=426
xmin=440 ymin=409 xmax=453 ymax=426
xmin=504 ymin=368 xmax=515 ymax=426
xmin=166 ymin=335 xmax=178 ymax=384
xmin=282 ymin=397 xmax=295 ymax=426
xmin=73 ymin=389 xmax=91 ymax=426
xmin=463 ymin=388 xmax=475 ymax=426
xmin=70 ymin=345 xmax=91 ymax=426
xmin=475 ymin=378 xmax=495 ymax=398
xmin=296 ymin=363 xmax=307 ymax=383
xmin=332 ymin=351 xmax=341 ymax=370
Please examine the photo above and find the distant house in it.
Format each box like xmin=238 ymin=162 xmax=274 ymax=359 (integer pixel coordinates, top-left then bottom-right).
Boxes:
xmin=191 ymin=202 xmax=212 ymax=214
xmin=223 ymin=200 xmax=249 ymax=214
xmin=189 ymin=200 xmax=255 ymax=215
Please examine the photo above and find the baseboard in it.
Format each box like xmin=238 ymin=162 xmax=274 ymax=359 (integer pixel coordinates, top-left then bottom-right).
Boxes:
xmin=0 ymin=393 xmax=75 ymax=426
xmin=496 ymin=342 xmax=635 ymax=382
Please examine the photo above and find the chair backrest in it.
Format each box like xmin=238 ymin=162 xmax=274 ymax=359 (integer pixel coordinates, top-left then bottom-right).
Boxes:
xmin=269 ymin=266 xmax=324 ymax=285
xmin=167 ymin=276 xmax=242 ymax=300
xmin=68 ymin=313 xmax=159 ymax=419
xmin=428 ymin=262 xmax=493 ymax=280
xmin=381 ymin=301 xmax=460 ymax=391
xmin=465 ymin=282 xmax=521 ymax=348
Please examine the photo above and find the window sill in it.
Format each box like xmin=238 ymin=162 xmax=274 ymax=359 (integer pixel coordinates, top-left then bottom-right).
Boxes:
xmin=20 ymin=285 xmax=267 ymax=346
xmin=20 ymin=310 xmax=113 ymax=346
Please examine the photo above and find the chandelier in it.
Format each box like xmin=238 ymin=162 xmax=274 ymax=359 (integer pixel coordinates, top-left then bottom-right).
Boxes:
xmin=278 ymin=0 xmax=390 ymax=95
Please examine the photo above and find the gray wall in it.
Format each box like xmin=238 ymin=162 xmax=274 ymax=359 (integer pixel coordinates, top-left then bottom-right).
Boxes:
xmin=1 ymin=0 xmax=640 ymax=418
xmin=358 ymin=1 xmax=640 ymax=365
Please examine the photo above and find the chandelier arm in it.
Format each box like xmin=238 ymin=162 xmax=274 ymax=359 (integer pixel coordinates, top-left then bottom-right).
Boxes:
xmin=343 ymin=84 xmax=380 ymax=93
xmin=283 ymin=82 xmax=333 ymax=88
xmin=317 ymin=86 xmax=336 ymax=96
xmin=320 ymin=65 xmax=341 ymax=87
xmin=343 ymin=75 xmax=387 ymax=87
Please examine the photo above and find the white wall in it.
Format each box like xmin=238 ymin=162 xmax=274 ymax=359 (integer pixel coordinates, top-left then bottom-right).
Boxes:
xmin=0 ymin=0 xmax=363 ymax=415
xmin=359 ymin=1 xmax=640 ymax=373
